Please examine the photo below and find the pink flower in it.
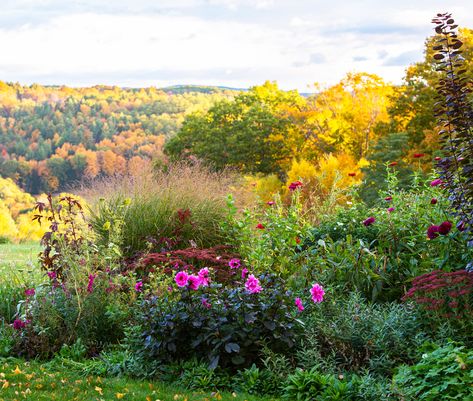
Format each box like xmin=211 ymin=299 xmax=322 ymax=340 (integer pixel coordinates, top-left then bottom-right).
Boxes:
xmin=198 ymin=268 xmax=210 ymax=287
xmin=310 ymin=283 xmax=325 ymax=303
xmin=175 ymin=271 xmax=189 ymax=287
xmin=245 ymin=274 xmax=262 ymax=294
xmin=47 ymin=271 xmax=57 ymax=280
xmin=288 ymin=181 xmax=303 ymax=191
xmin=266 ymin=201 xmax=275 ymax=206
xmin=25 ymin=288 xmax=35 ymax=297
xmin=201 ymin=298 xmax=211 ymax=309
xmin=241 ymin=268 xmax=249 ymax=279
xmin=188 ymin=275 xmax=201 ymax=290
xmin=430 ymin=179 xmax=443 ymax=187
xmin=87 ymin=274 xmax=96 ymax=293
xmin=387 ymin=207 xmax=395 ymax=213
xmin=135 ymin=281 xmax=143 ymax=292
xmin=427 ymin=225 xmax=440 ymax=240
xmin=295 ymin=297 xmax=304 ymax=312
xmin=431 ymin=198 xmax=438 ymax=205
xmin=229 ymin=258 xmax=241 ymax=269
xmin=256 ymin=223 xmax=265 ymax=230
xmin=363 ymin=217 xmax=376 ymax=226
xmin=438 ymin=221 xmax=452 ymax=235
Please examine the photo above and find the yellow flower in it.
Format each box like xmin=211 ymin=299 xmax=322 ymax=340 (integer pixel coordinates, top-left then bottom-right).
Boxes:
xmin=116 ymin=393 xmax=125 ymax=399
xmin=13 ymin=366 xmax=22 ymax=375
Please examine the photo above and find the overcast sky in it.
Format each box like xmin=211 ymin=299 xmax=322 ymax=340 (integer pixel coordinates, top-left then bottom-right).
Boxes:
xmin=0 ymin=0 xmax=472 ymax=91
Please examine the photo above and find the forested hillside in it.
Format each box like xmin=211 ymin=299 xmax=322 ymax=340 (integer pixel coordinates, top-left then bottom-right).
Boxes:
xmin=0 ymin=84 xmax=234 ymax=193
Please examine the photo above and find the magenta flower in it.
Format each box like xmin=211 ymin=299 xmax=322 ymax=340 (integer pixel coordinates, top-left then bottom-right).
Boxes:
xmin=198 ymin=268 xmax=210 ymax=287
xmin=188 ymin=275 xmax=201 ymax=290
xmin=135 ymin=281 xmax=143 ymax=292
xmin=47 ymin=271 xmax=57 ymax=280
xmin=229 ymin=258 xmax=241 ymax=269
xmin=427 ymin=225 xmax=440 ymax=240
xmin=438 ymin=221 xmax=452 ymax=235
xmin=25 ymin=288 xmax=35 ymax=297
xmin=12 ymin=319 xmax=27 ymax=330
xmin=266 ymin=201 xmax=275 ymax=206
xmin=201 ymin=298 xmax=211 ymax=309
xmin=87 ymin=274 xmax=96 ymax=293
xmin=295 ymin=297 xmax=304 ymax=312
xmin=288 ymin=181 xmax=303 ymax=191
xmin=363 ymin=217 xmax=376 ymax=226
xmin=310 ymin=283 xmax=325 ymax=303
xmin=387 ymin=207 xmax=395 ymax=213
xmin=245 ymin=274 xmax=262 ymax=294
xmin=241 ymin=268 xmax=249 ymax=279
xmin=431 ymin=198 xmax=438 ymax=205
xmin=430 ymin=179 xmax=443 ymax=187
xmin=175 ymin=271 xmax=189 ymax=287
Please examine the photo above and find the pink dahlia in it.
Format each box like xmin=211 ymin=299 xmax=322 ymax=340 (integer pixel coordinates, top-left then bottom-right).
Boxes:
xmin=188 ymin=275 xmax=201 ymax=290
xmin=295 ymin=297 xmax=304 ymax=312
xmin=310 ymin=283 xmax=325 ymax=303
xmin=245 ymin=274 xmax=262 ymax=294
xmin=25 ymin=288 xmax=35 ymax=297
xmin=241 ymin=268 xmax=249 ymax=279
xmin=175 ymin=271 xmax=189 ymax=287
xmin=135 ymin=281 xmax=143 ymax=292
xmin=198 ymin=268 xmax=210 ymax=287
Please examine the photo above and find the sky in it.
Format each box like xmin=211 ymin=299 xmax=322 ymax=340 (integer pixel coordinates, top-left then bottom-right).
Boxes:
xmin=0 ymin=0 xmax=472 ymax=91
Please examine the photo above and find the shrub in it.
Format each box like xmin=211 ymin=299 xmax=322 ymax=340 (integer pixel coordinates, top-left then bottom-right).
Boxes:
xmin=296 ymin=292 xmax=426 ymax=376
xmin=306 ymin=174 xmax=473 ymax=301
xmin=137 ymin=272 xmax=303 ymax=370
xmin=394 ymin=341 xmax=473 ymax=400
xmin=87 ymin=162 xmax=236 ymax=257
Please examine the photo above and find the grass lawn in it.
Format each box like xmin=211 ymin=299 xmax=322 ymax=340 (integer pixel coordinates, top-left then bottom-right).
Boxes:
xmin=0 ymin=358 xmax=276 ymax=401
xmin=0 ymin=242 xmax=42 ymax=284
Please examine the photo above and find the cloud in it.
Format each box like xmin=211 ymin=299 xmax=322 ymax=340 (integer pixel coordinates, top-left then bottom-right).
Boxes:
xmin=0 ymin=0 xmax=472 ymax=90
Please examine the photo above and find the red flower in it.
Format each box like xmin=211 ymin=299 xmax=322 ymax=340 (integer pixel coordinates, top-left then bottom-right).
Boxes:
xmin=256 ymin=223 xmax=265 ymax=230
xmin=288 ymin=181 xmax=303 ymax=191
xmin=384 ymin=196 xmax=392 ymax=201
xmin=295 ymin=237 xmax=301 ymax=244
xmin=431 ymin=198 xmax=438 ymax=205
xmin=413 ymin=153 xmax=425 ymax=158
xmin=438 ymin=221 xmax=452 ymax=235
xmin=427 ymin=225 xmax=440 ymax=239
xmin=348 ymin=172 xmax=356 ymax=177
xmin=363 ymin=217 xmax=375 ymax=226
xmin=388 ymin=162 xmax=398 ymax=167
xmin=434 ymin=156 xmax=442 ymax=161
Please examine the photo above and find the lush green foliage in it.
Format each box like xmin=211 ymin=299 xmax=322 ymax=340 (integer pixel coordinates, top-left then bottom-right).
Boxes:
xmin=138 ymin=273 xmax=302 ymax=369
xmin=394 ymin=342 xmax=473 ymax=400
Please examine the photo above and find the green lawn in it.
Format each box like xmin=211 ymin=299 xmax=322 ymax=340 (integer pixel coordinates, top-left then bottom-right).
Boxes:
xmin=0 ymin=358 xmax=276 ymax=401
xmin=0 ymin=242 xmax=42 ymax=285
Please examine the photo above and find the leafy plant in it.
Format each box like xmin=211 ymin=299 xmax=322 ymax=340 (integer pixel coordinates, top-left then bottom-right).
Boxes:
xmin=138 ymin=273 xmax=302 ymax=370
xmin=394 ymin=341 xmax=473 ymax=400
xmin=431 ymin=13 xmax=473 ymax=254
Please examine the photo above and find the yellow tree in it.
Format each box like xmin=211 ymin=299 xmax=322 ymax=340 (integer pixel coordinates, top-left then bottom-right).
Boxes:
xmin=305 ymin=73 xmax=395 ymax=160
